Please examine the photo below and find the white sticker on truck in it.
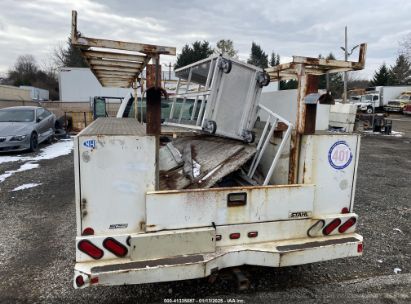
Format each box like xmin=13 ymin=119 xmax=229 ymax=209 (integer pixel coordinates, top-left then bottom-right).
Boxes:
xmin=328 ymin=141 xmax=353 ymax=170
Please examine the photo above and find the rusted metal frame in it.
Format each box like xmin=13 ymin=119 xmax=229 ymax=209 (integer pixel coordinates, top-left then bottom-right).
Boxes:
xmin=95 ymin=70 xmax=136 ymax=78
xmin=91 ymin=66 xmax=140 ymax=73
xmin=288 ymin=63 xmax=306 ymax=184
xmin=89 ymin=59 xmax=143 ymax=69
xmin=100 ymin=79 xmax=130 ymax=84
xmin=99 ymin=75 xmax=136 ymax=80
xmin=71 ymin=11 xmax=176 ymax=56
xmin=82 ymin=50 xmax=146 ymax=63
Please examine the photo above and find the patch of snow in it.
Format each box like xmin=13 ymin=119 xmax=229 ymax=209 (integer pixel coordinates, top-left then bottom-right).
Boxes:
xmin=362 ymin=130 xmax=404 ymax=137
xmin=11 ymin=183 xmax=42 ymax=191
xmin=0 ymin=162 xmax=39 ymax=183
xmin=30 ymin=140 xmax=73 ymax=161
xmin=0 ymin=140 xmax=73 ymax=165
xmin=393 ymin=228 xmax=404 ymax=235
xmin=0 ymin=140 xmax=73 ymax=184
xmin=393 ymin=267 xmax=402 ymax=274
xmin=377 ymin=259 xmax=383 ymax=263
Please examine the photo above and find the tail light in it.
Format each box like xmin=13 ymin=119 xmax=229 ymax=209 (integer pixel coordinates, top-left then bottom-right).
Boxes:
xmin=247 ymin=231 xmax=258 ymax=238
xmin=82 ymin=227 xmax=94 ymax=236
xmin=230 ymin=233 xmax=241 ymax=239
xmin=323 ymin=218 xmax=342 ymax=235
xmin=75 ymin=275 xmax=85 ymax=287
xmin=90 ymin=277 xmax=99 ymax=284
xmin=78 ymin=240 xmax=104 ymax=259
xmin=216 ymin=235 xmax=222 ymax=241
xmin=341 ymin=207 xmax=349 ymax=214
xmin=357 ymin=243 xmax=363 ymax=253
xmin=307 ymin=220 xmax=325 ymax=237
xmin=103 ymin=238 xmax=128 ymax=257
xmin=338 ymin=217 xmax=357 ymax=233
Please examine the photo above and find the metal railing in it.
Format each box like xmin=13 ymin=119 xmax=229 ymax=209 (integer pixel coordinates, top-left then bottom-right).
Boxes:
xmin=248 ymin=104 xmax=293 ymax=185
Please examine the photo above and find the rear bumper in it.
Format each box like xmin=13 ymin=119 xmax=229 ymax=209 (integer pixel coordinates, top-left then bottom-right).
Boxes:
xmin=74 ymin=233 xmax=363 ymax=288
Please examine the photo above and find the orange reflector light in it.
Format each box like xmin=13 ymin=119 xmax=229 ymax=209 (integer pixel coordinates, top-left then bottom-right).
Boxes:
xmin=216 ymin=235 xmax=222 ymax=241
xmin=78 ymin=240 xmax=104 ymax=259
xmin=338 ymin=217 xmax=357 ymax=233
xmin=247 ymin=231 xmax=258 ymax=238
xmin=357 ymin=243 xmax=363 ymax=253
xmin=75 ymin=275 xmax=85 ymax=287
xmin=82 ymin=227 xmax=94 ymax=236
xmin=103 ymin=238 xmax=128 ymax=257
xmin=229 ymin=233 xmax=241 ymax=239
xmin=90 ymin=277 xmax=99 ymax=284
xmin=323 ymin=218 xmax=342 ymax=235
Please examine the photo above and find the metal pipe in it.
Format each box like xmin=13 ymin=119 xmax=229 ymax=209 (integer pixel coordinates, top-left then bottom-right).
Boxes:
xmin=343 ymin=25 xmax=348 ymax=104
xmin=247 ymin=116 xmax=271 ymax=176
xmin=263 ymin=125 xmax=293 ymax=185
xmin=248 ymin=118 xmax=277 ymax=177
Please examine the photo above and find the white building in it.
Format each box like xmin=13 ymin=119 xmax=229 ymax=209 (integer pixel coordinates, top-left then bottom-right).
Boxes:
xmin=58 ymin=67 xmax=133 ymax=102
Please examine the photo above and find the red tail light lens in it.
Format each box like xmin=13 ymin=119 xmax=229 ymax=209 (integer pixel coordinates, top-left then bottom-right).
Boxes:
xmin=103 ymin=238 xmax=128 ymax=257
xmin=357 ymin=243 xmax=363 ymax=253
xmin=82 ymin=227 xmax=94 ymax=236
xmin=215 ymin=235 xmax=222 ymax=241
xmin=338 ymin=217 xmax=357 ymax=233
xmin=90 ymin=277 xmax=99 ymax=284
xmin=75 ymin=275 xmax=85 ymax=287
xmin=323 ymin=218 xmax=342 ymax=235
xmin=78 ymin=240 xmax=104 ymax=259
xmin=341 ymin=207 xmax=349 ymax=214
xmin=247 ymin=231 xmax=258 ymax=238
xmin=229 ymin=233 xmax=241 ymax=239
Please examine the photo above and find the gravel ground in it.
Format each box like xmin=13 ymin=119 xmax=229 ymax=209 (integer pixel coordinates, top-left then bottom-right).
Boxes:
xmin=0 ymin=114 xmax=410 ymax=303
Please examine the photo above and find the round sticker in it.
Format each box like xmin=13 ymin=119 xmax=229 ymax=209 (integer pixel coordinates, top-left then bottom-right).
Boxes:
xmin=328 ymin=141 xmax=353 ymax=170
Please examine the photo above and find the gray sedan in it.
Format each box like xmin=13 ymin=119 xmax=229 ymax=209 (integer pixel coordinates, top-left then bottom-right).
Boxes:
xmin=0 ymin=106 xmax=56 ymax=152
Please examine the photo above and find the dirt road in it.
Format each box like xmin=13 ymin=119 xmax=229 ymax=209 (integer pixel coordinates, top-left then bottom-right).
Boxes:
xmin=0 ymin=115 xmax=410 ymax=303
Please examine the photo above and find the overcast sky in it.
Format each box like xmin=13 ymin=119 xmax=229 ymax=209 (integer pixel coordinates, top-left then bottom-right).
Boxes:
xmin=0 ymin=0 xmax=410 ymax=79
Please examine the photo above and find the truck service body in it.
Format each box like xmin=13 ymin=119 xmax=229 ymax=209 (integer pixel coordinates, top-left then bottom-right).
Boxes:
xmin=70 ymin=11 xmax=367 ymax=289
xmin=73 ymin=119 xmax=362 ymax=288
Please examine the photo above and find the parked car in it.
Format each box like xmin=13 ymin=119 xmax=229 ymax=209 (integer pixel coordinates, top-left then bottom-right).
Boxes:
xmin=0 ymin=106 xmax=55 ymax=152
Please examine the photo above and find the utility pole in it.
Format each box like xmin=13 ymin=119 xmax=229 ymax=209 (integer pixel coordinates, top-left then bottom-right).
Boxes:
xmin=343 ymin=26 xmax=348 ymax=103
xmin=340 ymin=26 xmax=359 ymax=104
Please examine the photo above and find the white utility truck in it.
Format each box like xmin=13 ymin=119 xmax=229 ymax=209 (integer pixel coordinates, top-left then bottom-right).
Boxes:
xmin=353 ymin=86 xmax=411 ymax=113
xmin=70 ymin=11 xmax=367 ymax=289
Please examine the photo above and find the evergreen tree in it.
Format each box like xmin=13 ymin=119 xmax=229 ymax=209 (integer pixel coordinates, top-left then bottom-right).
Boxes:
xmin=214 ymin=39 xmax=238 ymax=58
xmin=269 ymin=51 xmax=280 ymax=67
xmin=388 ymin=54 xmax=411 ymax=85
xmin=317 ymin=53 xmax=344 ymax=98
xmin=247 ymin=42 xmax=268 ymax=69
xmin=371 ymin=63 xmax=390 ymax=86
xmin=54 ymin=38 xmax=88 ymax=67
xmin=175 ymin=41 xmax=214 ymax=69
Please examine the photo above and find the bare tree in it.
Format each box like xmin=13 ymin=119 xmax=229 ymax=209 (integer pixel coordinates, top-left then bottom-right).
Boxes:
xmin=399 ymin=32 xmax=411 ymax=61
